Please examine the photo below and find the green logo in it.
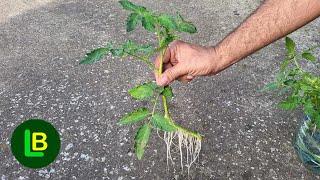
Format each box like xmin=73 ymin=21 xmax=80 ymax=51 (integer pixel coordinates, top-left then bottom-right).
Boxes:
xmin=11 ymin=119 xmax=61 ymax=168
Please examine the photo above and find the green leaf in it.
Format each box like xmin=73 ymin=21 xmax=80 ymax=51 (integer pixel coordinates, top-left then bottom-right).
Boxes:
xmin=279 ymin=96 xmax=299 ymax=110
xmin=160 ymin=32 xmax=176 ymax=47
xmin=303 ymin=99 xmax=314 ymax=115
xmin=175 ymin=14 xmax=197 ymax=33
xmin=302 ymin=52 xmax=316 ymax=62
xmin=158 ymin=14 xmax=176 ymax=29
xmin=119 ymin=0 xmax=139 ymax=11
xmin=119 ymin=0 xmax=146 ymax=13
xmin=283 ymin=79 xmax=296 ymax=86
xmin=151 ymin=113 xmax=176 ymax=132
xmin=80 ymin=48 xmax=109 ymax=64
xmin=262 ymin=82 xmax=278 ymax=91
xmin=177 ymin=21 xmax=197 ymax=33
xmin=162 ymin=86 xmax=173 ymax=99
xmin=122 ymin=40 xmax=136 ymax=53
xmin=277 ymin=86 xmax=290 ymax=96
xmin=122 ymin=40 xmax=154 ymax=56
xmin=128 ymin=82 xmax=157 ymax=100
xmin=279 ymin=101 xmax=297 ymax=110
xmin=154 ymin=86 xmax=164 ymax=94
xmin=315 ymin=114 xmax=320 ymax=129
xmin=141 ymin=14 xmax=155 ymax=32
xmin=285 ymin=37 xmax=295 ymax=56
xmin=135 ymin=124 xmax=151 ymax=160
xmin=118 ymin=108 xmax=150 ymax=125
xmin=126 ymin=13 xmax=141 ymax=32
xmin=138 ymin=44 xmax=154 ymax=55
xmin=280 ymin=58 xmax=292 ymax=72
xmin=110 ymin=48 xmax=125 ymax=56
xmin=300 ymin=82 xmax=311 ymax=92
xmin=288 ymin=68 xmax=300 ymax=77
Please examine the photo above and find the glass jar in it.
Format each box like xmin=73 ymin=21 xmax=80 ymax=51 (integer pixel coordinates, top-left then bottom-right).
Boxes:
xmin=293 ymin=115 xmax=320 ymax=174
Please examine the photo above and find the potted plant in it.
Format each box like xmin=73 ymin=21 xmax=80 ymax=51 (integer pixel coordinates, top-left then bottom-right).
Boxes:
xmin=265 ymin=37 xmax=320 ymax=173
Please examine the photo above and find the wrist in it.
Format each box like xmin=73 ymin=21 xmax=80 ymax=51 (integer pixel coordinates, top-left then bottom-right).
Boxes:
xmin=207 ymin=45 xmax=231 ymax=74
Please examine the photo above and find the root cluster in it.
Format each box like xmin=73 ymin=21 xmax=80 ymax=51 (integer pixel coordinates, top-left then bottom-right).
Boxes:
xmin=162 ymin=130 xmax=201 ymax=174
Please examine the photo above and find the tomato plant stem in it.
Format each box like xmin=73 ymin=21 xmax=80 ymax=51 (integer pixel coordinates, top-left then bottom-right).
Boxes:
xmin=124 ymin=51 xmax=154 ymax=70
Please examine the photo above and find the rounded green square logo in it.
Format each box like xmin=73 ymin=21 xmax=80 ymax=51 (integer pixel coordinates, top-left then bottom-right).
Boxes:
xmin=11 ymin=119 xmax=61 ymax=169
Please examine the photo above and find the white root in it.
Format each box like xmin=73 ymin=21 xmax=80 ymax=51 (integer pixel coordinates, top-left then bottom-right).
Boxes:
xmin=163 ymin=130 xmax=202 ymax=175
xmin=178 ymin=132 xmax=184 ymax=172
xmin=164 ymin=131 xmax=175 ymax=167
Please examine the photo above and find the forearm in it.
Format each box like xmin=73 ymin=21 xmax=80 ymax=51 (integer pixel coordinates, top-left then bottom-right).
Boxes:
xmin=214 ymin=0 xmax=320 ymax=71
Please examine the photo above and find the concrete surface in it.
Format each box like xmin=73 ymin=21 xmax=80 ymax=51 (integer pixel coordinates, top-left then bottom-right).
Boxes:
xmin=0 ymin=0 xmax=54 ymax=23
xmin=0 ymin=0 xmax=320 ymax=179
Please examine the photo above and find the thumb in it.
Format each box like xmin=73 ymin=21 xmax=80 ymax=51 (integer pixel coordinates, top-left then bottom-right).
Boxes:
xmin=157 ymin=65 xmax=187 ymax=86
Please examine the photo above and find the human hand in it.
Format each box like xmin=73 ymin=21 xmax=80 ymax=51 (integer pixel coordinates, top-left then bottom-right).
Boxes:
xmin=154 ymin=40 xmax=222 ymax=86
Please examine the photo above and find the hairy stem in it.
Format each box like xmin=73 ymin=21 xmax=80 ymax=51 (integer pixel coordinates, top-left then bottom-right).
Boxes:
xmin=293 ymin=57 xmax=301 ymax=71
xmin=152 ymin=95 xmax=160 ymax=116
xmin=174 ymin=124 xmax=203 ymax=140
xmin=159 ymin=48 xmax=171 ymax=118
xmin=162 ymin=95 xmax=169 ymax=118
xmin=125 ymin=51 xmax=154 ymax=70
xmin=156 ymin=26 xmax=171 ymax=119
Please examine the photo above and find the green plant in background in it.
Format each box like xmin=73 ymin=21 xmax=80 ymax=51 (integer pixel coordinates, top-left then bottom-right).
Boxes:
xmin=80 ymin=0 xmax=202 ymax=172
xmin=265 ymin=37 xmax=319 ymax=129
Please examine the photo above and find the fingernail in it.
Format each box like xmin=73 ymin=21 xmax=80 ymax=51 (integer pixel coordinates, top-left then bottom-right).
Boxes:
xmin=159 ymin=75 xmax=168 ymax=86
xmin=186 ymin=75 xmax=194 ymax=80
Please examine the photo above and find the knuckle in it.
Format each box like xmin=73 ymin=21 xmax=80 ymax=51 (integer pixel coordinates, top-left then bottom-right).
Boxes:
xmin=170 ymin=40 xmax=180 ymax=46
xmin=169 ymin=40 xmax=183 ymax=49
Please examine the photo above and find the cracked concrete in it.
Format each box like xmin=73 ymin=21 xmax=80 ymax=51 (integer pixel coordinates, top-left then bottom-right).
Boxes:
xmin=0 ymin=0 xmax=320 ymax=179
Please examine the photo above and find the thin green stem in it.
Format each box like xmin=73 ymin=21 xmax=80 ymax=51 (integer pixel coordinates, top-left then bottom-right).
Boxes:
xmin=173 ymin=124 xmax=203 ymax=140
xmin=156 ymin=25 xmax=162 ymax=48
xmin=125 ymin=51 xmax=155 ymax=70
xmin=293 ymin=57 xmax=303 ymax=73
xmin=156 ymin=26 xmax=164 ymax=75
xmin=151 ymin=95 xmax=160 ymax=116
xmin=159 ymin=47 xmax=171 ymax=118
xmin=155 ymin=25 xmax=171 ymax=118
xmin=162 ymin=95 xmax=169 ymax=118
xmin=148 ymin=95 xmax=160 ymax=127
